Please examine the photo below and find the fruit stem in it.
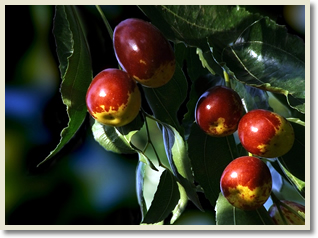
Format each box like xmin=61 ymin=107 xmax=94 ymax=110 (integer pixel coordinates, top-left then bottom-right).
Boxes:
xmin=95 ymin=5 xmax=114 ymax=40
xmin=223 ymin=70 xmax=231 ymax=88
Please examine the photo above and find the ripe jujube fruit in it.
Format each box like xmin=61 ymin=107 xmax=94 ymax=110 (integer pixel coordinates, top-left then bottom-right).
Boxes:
xmin=238 ymin=109 xmax=295 ymax=158
xmin=195 ymin=86 xmax=244 ymax=137
xmin=220 ymin=156 xmax=272 ymax=210
xmin=85 ymin=68 xmax=141 ymax=127
xmin=268 ymin=200 xmax=305 ymax=225
xmin=113 ymin=18 xmax=175 ymax=88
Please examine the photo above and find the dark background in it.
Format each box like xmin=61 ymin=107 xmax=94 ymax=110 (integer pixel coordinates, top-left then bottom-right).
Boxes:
xmin=5 ymin=5 xmax=305 ymax=225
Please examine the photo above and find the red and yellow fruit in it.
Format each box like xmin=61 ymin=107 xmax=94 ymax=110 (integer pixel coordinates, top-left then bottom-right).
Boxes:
xmin=86 ymin=68 xmax=141 ymax=127
xmin=268 ymin=200 xmax=305 ymax=225
xmin=195 ymin=86 xmax=244 ymax=137
xmin=113 ymin=18 xmax=175 ymax=88
xmin=238 ymin=109 xmax=295 ymax=158
xmin=220 ymin=156 xmax=272 ymax=210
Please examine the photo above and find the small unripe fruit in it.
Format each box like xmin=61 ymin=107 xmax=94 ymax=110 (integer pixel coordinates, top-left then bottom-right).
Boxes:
xmin=195 ymin=86 xmax=244 ymax=137
xmin=113 ymin=18 xmax=175 ymax=88
xmin=220 ymin=156 xmax=272 ymax=210
xmin=238 ymin=109 xmax=295 ymax=158
xmin=268 ymin=200 xmax=305 ymax=225
xmin=86 ymin=68 xmax=141 ymax=127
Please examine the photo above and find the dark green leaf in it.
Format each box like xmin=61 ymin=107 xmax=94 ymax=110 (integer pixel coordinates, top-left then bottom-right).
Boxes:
xmin=188 ymin=123 xmax=239 ymax=207
xmin=139 ymin=5 xmax=261 ymax=48
xmin=220 ymin=17 xmax=305 ymax=113
xmin=142 ymin=170 xmax=180 ymax=224
xmin=39 ymin=6 xmax=92 ymax=166
xmin=142 ymin=46 xmax=188 ymax=136
xmin=279 ymin=120 xmax=305 ymax=182
xmin=178 ymin=44 xmax=223 ymax=138
xmin=215 ymin=193 xmax=275 ymax=225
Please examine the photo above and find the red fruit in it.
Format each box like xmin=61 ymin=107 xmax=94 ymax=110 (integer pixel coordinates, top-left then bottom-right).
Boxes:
xmin=113 ymin=18 xmax=175 ymax=88
xmin=195 ymin=86 xmax=243 ymax=137
xmin=85 ymin=68 xmax=141 ymax=127
xmin=268 ymin=200 xmax=305 ymax=225
xmin=220 ymin=156 xmax=272 ymax=210
xmin=238 ymin=109 xmax=295 ymax=158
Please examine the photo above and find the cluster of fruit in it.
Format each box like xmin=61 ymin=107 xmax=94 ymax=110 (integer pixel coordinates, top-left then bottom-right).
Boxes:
xmin=195 ymin=85 xmax=302 ymax=223
xmin=85 ymin=17 xmax=303 ymax=224
xmin=86 ymin=18 xmax=175 ymax=127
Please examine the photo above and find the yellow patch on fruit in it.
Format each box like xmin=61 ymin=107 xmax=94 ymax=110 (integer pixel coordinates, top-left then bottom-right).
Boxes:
xmin=208 ymin=117 xmax=236 ymax=136
xmin=133 ymin=61 xmax=175 ymax=88
xmin=139 ymin=59 xmax=147 ymax=65
xmin=227 ymin=181 xmax=272 ymax=210
xmin=257 ymin=115 xmax=294 ymax=158
xmin=92 ymin=90 xmax=141 ymax=127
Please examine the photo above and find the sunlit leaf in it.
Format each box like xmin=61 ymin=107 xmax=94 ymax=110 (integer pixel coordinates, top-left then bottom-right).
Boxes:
xmin=220 ymin=18 xmax=305 ymax=113
xmin=215 ymin=193 xmax=275 ymax=225
xmin=161 ymin=123 xmax=203 ymax=211
xmin=142 ymin=169 xmax=180 ymax=224
xmin=136 ymin=161 xmax=148 ymax=220
xmin=91 ymin=114 xmax=143 ymax=154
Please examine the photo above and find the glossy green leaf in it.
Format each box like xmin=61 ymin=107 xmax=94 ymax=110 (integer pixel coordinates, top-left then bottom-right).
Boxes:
xmin=92 ymin=121 xmax=135 ymax=154
xmin=160 ymin=122 xmax=203 ymax=211
xmin=215 ymin=193 xmax=275 ymax=225
xmin=178 ymin=44 xmax=222 ymax=138
xmin=220 ymin=17 xmax=305 ymax=113
xmin=39 ymin=6 xmax=92 ymax=166
xmin=188 ymin=123 xmax=239 ymax=207
xmin=91 ymin=112 xmax=144 ymax=154
xmin=142 ymin=47 xmax=188 ymax=136
xmin=170 ymin=183 xmax=188 ymax=224
xmin=142 ymin=169 xmax=180 ymax=224
xmin=136 ymin=161 xmax=147 ymax=220
xmin=139 ymin=5 xmax=261 ymax=48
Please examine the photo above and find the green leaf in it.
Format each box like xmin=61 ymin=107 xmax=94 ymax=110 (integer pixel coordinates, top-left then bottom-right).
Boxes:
xmin=278 ymin=120 xmax=305 ymax=182
xmin=139 ymin=6 xmax=261 ymax=48
xmin=179 ymin=45 xmax=222 ymax=138
xmin=160 ymin=122 xmax=203 ymax=211
xmin=91 ymin=113 xmax=144 ymax=154
xmin=142 ymin=46 xmax=188 ymax=136
xmin=170 ymin=183 xmax=188 ymax=224
xmin=220 ymin=17 xmax=305 ymax=113
xmin=215 ymin=193 xmax=275 ymax=225
xmin=39 ymin=6 xmax=92 ymax=166
xmin=188 ymin=123 xmax=239 ymax=207
xmin=142 ymin=169 xmax=180 ymax=224
xmin=136 ymin=161 xmax=148 ymax=220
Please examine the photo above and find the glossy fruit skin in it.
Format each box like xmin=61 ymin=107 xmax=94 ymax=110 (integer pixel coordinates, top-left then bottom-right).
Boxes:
xmin=238 ymin=109 xmax=295 ymax=158
xmin=268 ymin=200 xmax=305 ymax=225
xmin=86 ymin=68 xmax=141 ymax=127
xmin=220 ymin=156 xmax=272 ymax=210
xmin=195 ymin=86 xmax=244 ymax=137
xmin=113 ymin=18 xmax=175 ymax=88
